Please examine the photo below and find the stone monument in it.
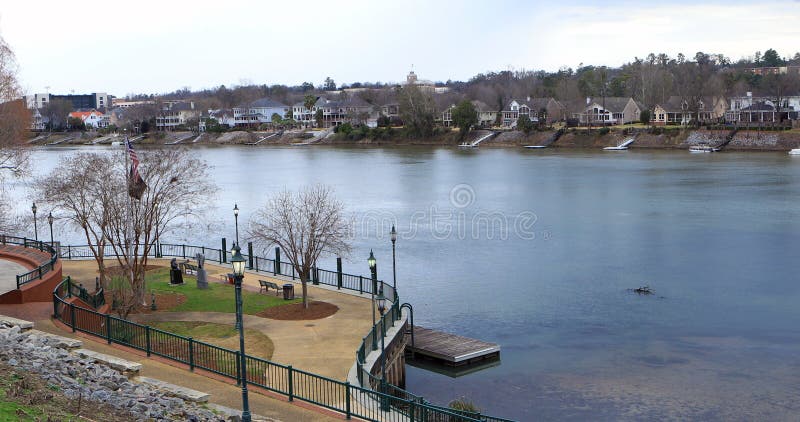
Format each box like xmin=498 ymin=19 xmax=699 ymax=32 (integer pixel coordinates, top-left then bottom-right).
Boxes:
xmin=196 ymin=253 xmax=208 ymax=289
xmin=169 ymin=258 xmax=184 ymax=285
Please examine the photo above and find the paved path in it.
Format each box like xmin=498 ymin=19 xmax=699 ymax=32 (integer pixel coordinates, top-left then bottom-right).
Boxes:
xmin=0 ymin=258 xmax=27 ymax=294
xmin=33 ymin=318 xmax=340 ymax=421
xmin=63 ymin=259 xmax=375 ymax=381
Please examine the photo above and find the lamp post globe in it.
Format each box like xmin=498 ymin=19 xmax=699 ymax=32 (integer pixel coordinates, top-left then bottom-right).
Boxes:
xmin=231 ymin=244 xmax=246 ymax=277
xmin=229 ymin=243 xmax=251 ymax=422
xmin=368 ymin=250 xmax=376 ymax=272
xmin=233 ymin=204 xmax=240 ymax=246
xmin=377 ymin=289 xmax=387 ymax=316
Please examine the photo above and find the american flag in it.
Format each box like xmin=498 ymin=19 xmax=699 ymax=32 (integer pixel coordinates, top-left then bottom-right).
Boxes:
xmin=125 ymin=137 xmax=147 ymax=199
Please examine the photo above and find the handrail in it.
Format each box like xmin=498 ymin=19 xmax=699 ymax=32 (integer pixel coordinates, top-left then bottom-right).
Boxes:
xmin=55 ymin=240 xmax=515 ymax=421
xmin=0 ymin=234 xmax=59 ymax=290
xmin=51 ymin=277 xmax=487 ymax=422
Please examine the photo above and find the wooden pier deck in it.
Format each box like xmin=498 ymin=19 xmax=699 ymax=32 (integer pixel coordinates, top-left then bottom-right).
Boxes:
xmin=408 ymin=326 xmax=500 ymax=367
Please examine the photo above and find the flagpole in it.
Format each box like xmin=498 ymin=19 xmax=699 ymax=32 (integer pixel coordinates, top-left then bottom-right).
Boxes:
xmin=125 ymin=136 xmax=139 ymax=305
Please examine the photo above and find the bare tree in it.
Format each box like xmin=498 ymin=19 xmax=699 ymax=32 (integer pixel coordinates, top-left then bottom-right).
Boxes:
xmin=36 ymin=153 xmax=116 ymax=287
xmin=397 ymin=83 xmax=436 ymax=137
xmin=104 ymin=147 xmax=215 ymax=308
xmin=37 ymin=148 xmax=215 ymax=317
xmin=41 ymin=98 xmax=72 ymax=131
xmin=249 ymin=185 xmax=351 ymax=308
xmin=0 ymin=35 xmax=29 ymax=232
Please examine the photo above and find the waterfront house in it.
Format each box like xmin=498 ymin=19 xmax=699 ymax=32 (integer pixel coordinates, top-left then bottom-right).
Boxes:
xmin=293 ymin=97 xmax=374 ymax=128
xmin=651 ymin=96 xmax=727 ymax=125
xmin=442 ymin=100 xmax=498 ymax=128
xmin=725 ymin=92 xmax=800 ymax=123
xmin=573 ymin=97 xmax=641 ymax=126
xmin=68 ymin=110 xmax=110 ymax=128
xmin=501 ymin=97 xmax=566 ymax=127
xmin=30 ymin=108 xmax=45 ymax=131
xmin=232 ymin=98 xmax=289 ymax=127
xmin=155 ymin=102 xmax=199 ymax=131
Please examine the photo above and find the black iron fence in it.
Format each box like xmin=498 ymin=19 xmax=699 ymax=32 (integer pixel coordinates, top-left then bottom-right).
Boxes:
xmin=54 ymin=240 xmax=514 ymax=421
xmin=0 ymin=234 xmax=59 ymax=289
xmin=52 ymin=277 xmax=486 ymax=422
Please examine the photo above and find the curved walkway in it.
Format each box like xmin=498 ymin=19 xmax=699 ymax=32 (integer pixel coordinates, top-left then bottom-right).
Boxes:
xmin=63 ymin=259 xmax=374 ymax=380
xmin=0 ymin=258 xmax=27 ymax=295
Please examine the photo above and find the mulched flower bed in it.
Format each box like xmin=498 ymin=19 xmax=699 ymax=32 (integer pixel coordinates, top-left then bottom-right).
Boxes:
xmin=255 ymin=301 xmax=339 ymax=320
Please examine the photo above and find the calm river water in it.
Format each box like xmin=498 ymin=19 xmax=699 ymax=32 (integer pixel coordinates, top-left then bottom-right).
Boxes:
xmin=10 ymin=145 xmax=800 ymax=421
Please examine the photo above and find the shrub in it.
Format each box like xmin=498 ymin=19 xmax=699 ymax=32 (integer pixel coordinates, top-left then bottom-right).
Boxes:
xmin=598 ymin=127 xmax=610 ymax=135
xmin=449 ymin=397 xmax=480 ymax=413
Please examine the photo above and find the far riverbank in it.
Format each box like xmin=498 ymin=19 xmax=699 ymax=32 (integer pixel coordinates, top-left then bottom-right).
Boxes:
xmin=26 ymin=127 xmax=800 ymax=151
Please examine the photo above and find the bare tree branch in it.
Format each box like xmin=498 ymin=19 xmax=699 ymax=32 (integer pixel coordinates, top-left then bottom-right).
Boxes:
xmin=248 ymin=184 xmax=351 ymax=308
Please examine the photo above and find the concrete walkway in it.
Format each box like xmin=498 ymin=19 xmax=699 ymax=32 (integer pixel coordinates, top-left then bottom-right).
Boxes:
xmin=26 ymin=258 xmax=385 ymax=420
xmin=63 ymin=259 xmax=374 ymax=380
xmin=0 ymin=258 xmax=27 ymax=295
xmin=33 ymin=318 xmax=341 ymax=421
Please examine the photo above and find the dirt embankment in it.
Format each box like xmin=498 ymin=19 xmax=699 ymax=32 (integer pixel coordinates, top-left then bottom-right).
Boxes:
xmin=29 ymin=128 xmax=800 ymax=151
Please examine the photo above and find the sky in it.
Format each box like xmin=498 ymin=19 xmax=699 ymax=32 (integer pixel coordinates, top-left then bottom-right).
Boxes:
xmin=3 ymin=0 xmax=800 ymax=97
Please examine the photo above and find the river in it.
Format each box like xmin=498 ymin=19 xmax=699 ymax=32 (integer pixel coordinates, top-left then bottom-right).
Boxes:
xmin=8 ymin=145 xmax=800 ymax=421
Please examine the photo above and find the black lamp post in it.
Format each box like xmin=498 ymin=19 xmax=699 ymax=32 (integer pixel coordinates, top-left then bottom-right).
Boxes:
xmin=230 ymin=244 xmax=251 ymax=422
xmin=233 ymin=204 xmax=240 ymax=246
xmin=376 ymin=288 xmax=390 ymax=411
xmin=390 ymin=225 xmax=397 ymax=299
xmin=31 ymin=203 xmax=38 ymax=241
xmin=368 ymin=250 xmax=378 ymax=351
xmin=47 ymin=212 xmax=54 ymax=246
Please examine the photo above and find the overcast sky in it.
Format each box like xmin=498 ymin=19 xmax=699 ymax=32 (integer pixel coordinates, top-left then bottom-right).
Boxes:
xmin=3 ymin=0 xmax=800 ymax=97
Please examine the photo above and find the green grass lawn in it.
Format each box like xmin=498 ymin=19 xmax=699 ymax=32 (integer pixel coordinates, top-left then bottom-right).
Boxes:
xmin=145 ymin=268 xmax=300 ymax=315
xmin=148 ymin=321 xmax=274 ymax=360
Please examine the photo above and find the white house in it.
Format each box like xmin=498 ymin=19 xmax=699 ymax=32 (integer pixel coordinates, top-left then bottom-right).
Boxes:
xmin=726 ymin=92 xmax=800 ymax=123
xmin=232 ymin=98 xmax=289 ymax=127
xmin=68 ymin=110 xmax=110 ymax=128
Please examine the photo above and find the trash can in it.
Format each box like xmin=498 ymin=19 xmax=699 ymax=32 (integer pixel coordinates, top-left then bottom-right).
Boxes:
xmin=282 ymin=284 xmax=294 ymax=300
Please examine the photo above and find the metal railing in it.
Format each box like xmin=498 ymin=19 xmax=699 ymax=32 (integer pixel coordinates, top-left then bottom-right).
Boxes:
xmin=51 ymin=277 xmax=485 ymax=422
xmin=0 ymin=234 xmax=60 ymax=289
xmin=62 ymin=276 xmax=105 ymax=309
xmin=55 ymin=240 xmax=514 ymax=421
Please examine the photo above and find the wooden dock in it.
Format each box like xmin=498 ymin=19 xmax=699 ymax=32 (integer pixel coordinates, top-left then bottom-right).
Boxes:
xmin=408 ymin=326 xmax=500 ymax=367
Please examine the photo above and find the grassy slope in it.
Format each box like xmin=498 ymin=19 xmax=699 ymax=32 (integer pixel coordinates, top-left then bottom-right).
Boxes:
xmin=148 ymin=321 xmax=274 ymax=360
xmin=145 ymin=268 xmax=300 ymax=314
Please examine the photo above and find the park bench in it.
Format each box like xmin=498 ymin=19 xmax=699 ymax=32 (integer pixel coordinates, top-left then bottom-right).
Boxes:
xmin=259 ymin=280 xmax=283 ymax=295
xmin=180 ymin=261 xmax=198 ymax=275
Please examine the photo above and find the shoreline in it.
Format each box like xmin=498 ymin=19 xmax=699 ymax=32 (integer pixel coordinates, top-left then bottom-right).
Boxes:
xmin=26 ymin=127 xmax=800 ymax=152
